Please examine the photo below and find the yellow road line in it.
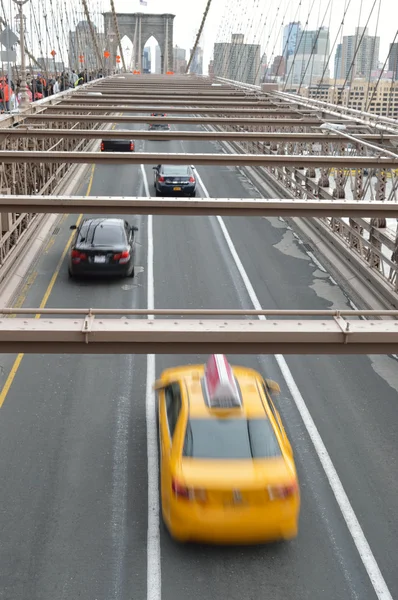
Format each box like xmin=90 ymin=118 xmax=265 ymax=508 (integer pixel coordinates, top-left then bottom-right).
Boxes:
xmin=0 ymin=164 xmax=96 ymax=408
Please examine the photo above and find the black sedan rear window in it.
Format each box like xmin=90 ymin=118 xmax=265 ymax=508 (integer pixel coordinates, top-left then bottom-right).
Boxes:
xmin=183 ymin=418 xmax=282 ymax=460
xmin=78 ymin=222 xmax=125 ymax=245
xmin=162 ymin=165 xmax=190 ymax=176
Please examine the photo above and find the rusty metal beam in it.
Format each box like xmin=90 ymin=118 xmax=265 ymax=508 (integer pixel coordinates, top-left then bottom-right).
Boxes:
xmin=76 ymin=91 xmax=258 ymax=98
xmin=47 ymin=105 xmax=309 ymax=116
xmin=21 ymin=114 xmax=326 ymax=125
xmin=61 ymin=98 xmax=283 ymax=107
xmin=1 ymin=196 xmax=398 ymax=217
xmin=0 ymin=151 xmax=397 ymax=168
xmin=0 ymin=317 xmax=397 ymax=354
xmin=3 ymin=128 xmax=396 ymax=143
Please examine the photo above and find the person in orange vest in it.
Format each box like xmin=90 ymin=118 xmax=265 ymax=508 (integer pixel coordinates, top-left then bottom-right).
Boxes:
xmin=0 ymin=77 xmax=11 ymax=111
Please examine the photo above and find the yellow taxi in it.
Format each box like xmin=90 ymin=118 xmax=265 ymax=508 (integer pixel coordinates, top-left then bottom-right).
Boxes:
xmin=154 ymin=354 xmax=300 ymax=544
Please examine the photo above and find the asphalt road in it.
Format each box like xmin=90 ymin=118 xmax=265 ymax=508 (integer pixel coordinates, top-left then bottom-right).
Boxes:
xmin=0 ymin=120 xmax=397 ymax=600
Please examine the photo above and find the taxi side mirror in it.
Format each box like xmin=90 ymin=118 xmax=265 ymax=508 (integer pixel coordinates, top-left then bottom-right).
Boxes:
xmin=265 ymin=379 xmax=280 ymax=394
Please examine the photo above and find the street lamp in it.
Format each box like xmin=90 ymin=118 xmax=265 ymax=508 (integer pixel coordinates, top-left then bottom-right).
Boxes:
xmin=13 ymin=0 xmax=29 ymax=109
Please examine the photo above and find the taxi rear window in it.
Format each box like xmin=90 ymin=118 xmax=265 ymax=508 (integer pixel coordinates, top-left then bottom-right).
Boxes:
xmin=183 ymin=418 xmax=282 ymax=460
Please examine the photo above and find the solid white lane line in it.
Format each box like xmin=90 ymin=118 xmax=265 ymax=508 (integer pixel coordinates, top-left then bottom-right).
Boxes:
xmin=194 ymin=167 xmax=393 ymax=600
xmin=142 ymin=159 xmax=160 ymax=600
xmin=141 ymin=164 xmax=150 ymax=197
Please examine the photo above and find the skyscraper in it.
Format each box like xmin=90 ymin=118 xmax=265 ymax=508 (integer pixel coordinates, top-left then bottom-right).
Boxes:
xmin=283 ymin=22 xmax=301 ymax=66
xmin=173 ymin=46 xmax=187 ymax=74
xmin=68 ymin=21 xmax=104 ymax=71
xmin=285 ymin=27 xmax=330 ymax=85
xmin=388 ymin=42 xmax=398 ymax=79
xmin=338 ymin=27 xmax=379 ymax=80
xmin=189 ymin=46 xmax=203 ymax=75
xmin=334 ymin=43 xmax=342 ymax=79
xmin=155 ymin=45 xmax=161 ymax=74
xmin=143 ymin=47 xmax=151 ymax=73
xmin=213 ymin=34 xmax=261 ymax=85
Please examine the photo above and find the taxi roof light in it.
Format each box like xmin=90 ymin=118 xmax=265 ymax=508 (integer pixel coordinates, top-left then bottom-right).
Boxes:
xmin=204 ymin=354 xmax=242 ymax=409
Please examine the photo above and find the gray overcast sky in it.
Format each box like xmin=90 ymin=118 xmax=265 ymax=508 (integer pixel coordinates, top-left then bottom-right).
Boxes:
xmin=114 ymin=0 xmax=395 ymax=74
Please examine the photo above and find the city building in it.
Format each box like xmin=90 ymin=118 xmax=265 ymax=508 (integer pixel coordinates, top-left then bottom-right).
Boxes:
xmin=285 ymin=27 xmax=329 ymax=85
xmin=155 ymin=45 xmax=161 ymax=74
xmin=338 ymin=27 xmax=379 ymax=80
xmin=282 ymin=22 xmax=301 ymax=68
xmin=285 ymin=79 xmax=398 ymax=119
xmin=37 ymin=57 xmax=64 ymax=74
xmin=213 ymin=33 xmax=261 ymax=85
xmin=173 ymin=45 xmax=186 ymax=74
xmin=259 ymin=53 xmax=268 ymax=82
xmin=388 ymin=42 xmax=398 ymax=79
xmin=208 ymin=59 xmax=214 ymax=77
xmin=143 ymin=46 xmax=151 ymax=73
xmin=270 ymin=55 xmax=285 ymax=78
xmin=68 ymin=21 xmax=105 ymax=71
xmin=189 ymin=46 xmax=203 ymax=75
xmin=334 ymin=43 xmax=342 ymax=80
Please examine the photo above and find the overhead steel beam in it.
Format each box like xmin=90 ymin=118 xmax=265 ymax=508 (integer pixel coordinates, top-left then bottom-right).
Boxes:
xmin=0 ymin=318 xmax=397 ymax=354
xmin=21 ymin=114 xmax=325 ymax=125
xmin=3 ymin=128 xmax=396 ymax=143
xmin=0 ymin=151 xmax=397 ymax=168
xmin=3 ymin=308 xmax=397 ymax=316
xmin=47 ymin=105 xmax=309 ymax=116
xmin=60 ymin=99 xmax=282 ymax=108
xmin=1 ymin=196 xmax=398 ymax=217
xmin=75 ymin=91 xmax=257 ymax=98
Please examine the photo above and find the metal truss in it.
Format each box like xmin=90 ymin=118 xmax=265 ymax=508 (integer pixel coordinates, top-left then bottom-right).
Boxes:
xmin=210 ymin=108 xmax=398 ymax=294
xmin=1 ymin=73 xmax=398 ymax=356
xmin=1 ymin=196 xmax=398 ymax=218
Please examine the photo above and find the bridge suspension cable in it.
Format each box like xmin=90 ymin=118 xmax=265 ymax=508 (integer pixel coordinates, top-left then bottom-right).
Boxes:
xmin=186 ymin=0 xmax=213 ymax=74
xmin=109 ymin=0 xmax=126 ymax=72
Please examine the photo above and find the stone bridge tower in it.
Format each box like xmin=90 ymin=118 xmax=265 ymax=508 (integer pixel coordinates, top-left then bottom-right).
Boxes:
xmin=102 ymin=12 xmax=175 ymax=74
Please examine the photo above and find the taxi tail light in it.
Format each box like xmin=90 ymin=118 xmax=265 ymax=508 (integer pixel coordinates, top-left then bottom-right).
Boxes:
xmin=158 ymin=175 xmax=165 ymax=182
xmin=189 ymin=176 xmax=195 ymax=183
xmin=71 ymin=249 xmax=87 ymax=263
xmin=100 ymin=142 xmax=104 ymax=151
xmin=130 ymin=141 xmax=135 ymax=151
xmin=268 ymin=482 xmax=298 ymax=500
xmin=172 ymin=479 xmax=207 ymax=502
xmin=114 ymin=250 xmax=130 ymax=264
xmin=172 ymin=479 xmax=190 ymax=499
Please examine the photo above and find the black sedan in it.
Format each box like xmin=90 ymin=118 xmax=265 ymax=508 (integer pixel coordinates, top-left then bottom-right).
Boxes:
xmin=68 ymin=218 xmax=138 ymax=279
xmin=153 ymin=164 xmax=196 ymax=197
xmin=100 ymin=139 xmax=135 ymax=152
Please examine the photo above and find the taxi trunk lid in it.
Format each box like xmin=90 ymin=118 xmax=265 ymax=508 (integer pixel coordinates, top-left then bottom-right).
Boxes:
xmin=178 ymin=458 xmax=297 ymax=505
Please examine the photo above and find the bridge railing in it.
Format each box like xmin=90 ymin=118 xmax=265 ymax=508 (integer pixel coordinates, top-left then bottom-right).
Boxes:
xmin=0 ymin=78 xmax=110 ymax=282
